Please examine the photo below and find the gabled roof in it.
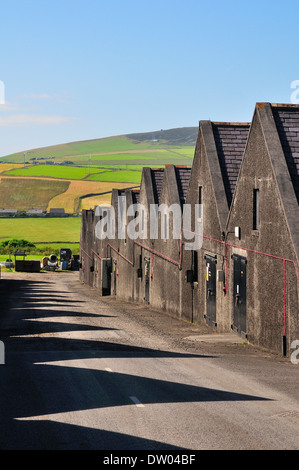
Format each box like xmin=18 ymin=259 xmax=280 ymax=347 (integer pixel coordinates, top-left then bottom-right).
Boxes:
xmin=131 ymin=189 xmax=140 ymax=204
xmin=212 ymin=122 xmax=250 ymax=206
xmin=198 ymin=120 xmax=250 ymax=231
xmin=271 ymin=104 xmax=299 ymax=204
xmin=174 ymin=166 xmax=192 ymax=205
xmin=150 ymin=169 xmax=164 ymax=204
xmin=255 ymin=102 xmax=299 ymax=264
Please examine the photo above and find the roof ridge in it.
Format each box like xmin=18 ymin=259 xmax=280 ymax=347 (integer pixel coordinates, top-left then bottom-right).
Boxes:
xmin=212 ymin=122 xmax=251 ymax=126
xmin=257 ymin=102 xmax=299 ymax=109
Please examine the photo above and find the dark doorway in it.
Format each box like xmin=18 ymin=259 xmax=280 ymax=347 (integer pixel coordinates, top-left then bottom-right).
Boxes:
xmin=101 ymin=258 xmax=112 ymax=296
xmin=205 ymin=255 xmax=217 ymax=328
xmin=232 ymin=255 xmax=247 ymax=337
xmin=144 ymin=257 xmax=150 ymax=305
xmin=113 ymin=259 xmax=117 ymax=296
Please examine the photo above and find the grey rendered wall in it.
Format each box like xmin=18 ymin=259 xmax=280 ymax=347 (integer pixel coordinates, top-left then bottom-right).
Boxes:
xmin=226 ymin=107 xmax=299 ymax=354
xmin=181 ymin=124 xmax=229 ymax=329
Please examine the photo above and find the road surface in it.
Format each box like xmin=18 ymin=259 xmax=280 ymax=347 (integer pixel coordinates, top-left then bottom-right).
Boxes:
xmin=0 ymin=271 xmax=298 ymax=450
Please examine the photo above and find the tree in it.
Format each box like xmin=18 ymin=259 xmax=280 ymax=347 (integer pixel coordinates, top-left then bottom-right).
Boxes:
xmin=0 ymin=239 xmax=36 ymax=251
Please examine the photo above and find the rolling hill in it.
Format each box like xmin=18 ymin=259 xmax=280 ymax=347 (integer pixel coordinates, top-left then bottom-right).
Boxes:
xmin=0 ymin=127 xmax=197 ymax=163
xmin=0 ymin=127 xmax=196 ymax=213
xmin=0 ymin=127 xmax=196 ymax=258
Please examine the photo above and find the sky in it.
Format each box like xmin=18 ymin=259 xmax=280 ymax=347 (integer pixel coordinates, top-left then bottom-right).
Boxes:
xmin=0 ymin=0 xmax=299 ymax=156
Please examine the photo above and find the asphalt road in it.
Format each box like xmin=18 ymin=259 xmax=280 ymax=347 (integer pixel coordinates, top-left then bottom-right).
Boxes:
xmin=0 ymin=271 xmax=298 ymax=451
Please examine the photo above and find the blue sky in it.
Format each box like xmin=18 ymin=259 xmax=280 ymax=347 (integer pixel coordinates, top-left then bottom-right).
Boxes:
xmin=0 ymin=0 xmax=299 ymax=156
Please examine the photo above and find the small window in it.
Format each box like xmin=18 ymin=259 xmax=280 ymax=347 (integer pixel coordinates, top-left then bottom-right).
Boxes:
xmin=253 ymin=189 xmax=259 ymax=230
xmin=137 ymin=254 xmax=142 ymax=278
xmin=163 ymin=213 xmax=169 ymax=239
xmin=141 ymin=210 xmax=144 ymax=231
xmin=193 ymin=250 xmax=198 ymax=282
xmin=198 ymin=186 xmax=203 ymax=220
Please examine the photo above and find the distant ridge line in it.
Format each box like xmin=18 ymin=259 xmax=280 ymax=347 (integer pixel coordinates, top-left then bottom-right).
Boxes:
xmin=0 ymin=126 xmax=198 ymax=162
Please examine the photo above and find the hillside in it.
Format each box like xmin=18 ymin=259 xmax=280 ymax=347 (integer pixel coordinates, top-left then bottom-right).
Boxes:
xmin=0 ymin=127 xmax=197 ymax=163
xmin=0 ymin=127 xmax=196 ymax=258
xmin=127 ymin=127 xmax=198 ymax=145
xmin=0 ymin=127 xmax=196 ymax=213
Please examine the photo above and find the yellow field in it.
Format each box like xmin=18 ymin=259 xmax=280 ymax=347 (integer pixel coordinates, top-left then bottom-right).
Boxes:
xmin=0 ymin=171 xmax=139 ymax=213
xmin=81 ymin=194 xmax=112 ymax=210
xmin=47 ymin=179 xmax=133 ymax=212
xmin=0 ymin=164 xmax=24 ymax=173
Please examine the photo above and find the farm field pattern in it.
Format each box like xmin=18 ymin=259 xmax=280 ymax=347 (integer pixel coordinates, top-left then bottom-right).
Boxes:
xmin=0 ymin=130 xmax=195 ymax=257
xmin=0 ymin=132 xmax=195 ymax=213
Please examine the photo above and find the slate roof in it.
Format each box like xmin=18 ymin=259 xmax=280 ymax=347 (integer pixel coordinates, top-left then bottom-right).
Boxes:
xmin=151 ymin=169 xmax=164 ymax=204
xmin=271 ymin=104 xmax=299 ymax=205
xmin=174 ymin=166 xmax=192 ymax=205
xmin=132 ymin=189 xmax=140 ymax=204
xmin=212 ymin=123 xmax=250 ymax=207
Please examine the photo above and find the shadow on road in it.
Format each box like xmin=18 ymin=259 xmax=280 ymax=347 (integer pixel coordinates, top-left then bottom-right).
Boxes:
xmin=0 ymin=277 xmax=272 ymax=450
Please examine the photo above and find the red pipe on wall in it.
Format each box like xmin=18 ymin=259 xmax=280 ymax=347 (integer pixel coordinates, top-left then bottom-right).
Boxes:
xmin=80 ymin=247 xmax=92 ymax=260
xmin=91 ymin=249 xmax=102 ymax=260
xmin=83 ymin=227 xmax=298 ymax=341
xmin=182 ymin=228 xmax=299 ymax=339
xmin=106 ymin=242 xmax=134 ymax=266
xmin=134 ymin=239 xmax=182 ymax=267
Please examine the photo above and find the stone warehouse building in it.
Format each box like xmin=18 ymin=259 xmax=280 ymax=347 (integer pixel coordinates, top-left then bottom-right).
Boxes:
xmin=79 ymin=102 xmax=299 ymax=357
xmin=180 ymin=120 xmax=250 ymax=331
xmin=226 ymin=103 xmax=299 ymax=354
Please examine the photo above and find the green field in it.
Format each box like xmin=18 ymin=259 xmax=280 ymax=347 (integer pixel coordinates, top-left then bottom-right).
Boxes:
xmin=0 ymin=217 xmax=81 ymax=269
xmin=86 ymin=169 xmax=142 ymax=183
xmin=3 ymin=165 xmax=142 ymax=183
xmin=0 ymin=217 xmax=81 ymax=243
xmin=85 ymin=150 xmax=192 ymax=162
xmin=3 ymin=165 xmax=101 ymax=179
xmin=171 ymin=147 xmax=196 ymax=157
xmin=2 ymin=146 xmax=193 ymax=182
